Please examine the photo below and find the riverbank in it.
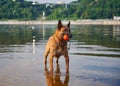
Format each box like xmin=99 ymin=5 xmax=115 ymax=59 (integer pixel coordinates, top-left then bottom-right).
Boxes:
xmin=0 ymin=19 xmax=120 ymax=25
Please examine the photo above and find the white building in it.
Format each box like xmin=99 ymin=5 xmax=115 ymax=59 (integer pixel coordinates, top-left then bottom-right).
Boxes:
xmin=113 ymin=16 xmax=120 ymax=21
xmin=41 ymin=11 xmax=46 ymax=20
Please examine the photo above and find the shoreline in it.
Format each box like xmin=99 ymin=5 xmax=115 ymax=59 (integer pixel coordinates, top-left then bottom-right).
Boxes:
xmin=0 ymin=20 xmax=120 ymax=25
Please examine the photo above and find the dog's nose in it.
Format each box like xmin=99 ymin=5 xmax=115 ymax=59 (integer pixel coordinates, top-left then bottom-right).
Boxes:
xmin=69 ymin=34 xmax=72 ymax=38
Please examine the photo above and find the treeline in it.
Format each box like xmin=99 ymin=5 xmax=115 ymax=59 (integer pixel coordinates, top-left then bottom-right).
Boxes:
xmin=0 ymin=0 xmax=120 ymax=20
xmin=0 ymin=0 xmax=46 ymax=20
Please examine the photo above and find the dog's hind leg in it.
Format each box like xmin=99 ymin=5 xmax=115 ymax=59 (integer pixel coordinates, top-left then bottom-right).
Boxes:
xmin=56 ymin=57 xmax=60 ymax=64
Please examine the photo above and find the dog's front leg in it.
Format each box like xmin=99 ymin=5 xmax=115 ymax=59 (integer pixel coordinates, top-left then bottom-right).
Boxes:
xmin=44 ymin=46 xmax=50 ymax=69
xmin=49 ymin=55 xmax=54 ymax=73
xmin=64 ymin=54 xmax=69 ymax=74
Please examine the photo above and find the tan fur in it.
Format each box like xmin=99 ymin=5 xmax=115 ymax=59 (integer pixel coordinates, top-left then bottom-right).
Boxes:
xmin=44 ymin=20 xmax=71 ymax=73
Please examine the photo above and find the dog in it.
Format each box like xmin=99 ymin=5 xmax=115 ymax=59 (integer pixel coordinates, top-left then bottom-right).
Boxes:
xmin=44 ymin=20 xmax=72 ymax=73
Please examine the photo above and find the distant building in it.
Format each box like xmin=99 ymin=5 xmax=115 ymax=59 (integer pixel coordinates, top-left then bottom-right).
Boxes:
xmin=113 ymin=16 xmax=120 ymax=21
xmin=41 ymin=11 xmax=46 ymax=20
xmin=56 ymin=1 xmax=65 ymax=4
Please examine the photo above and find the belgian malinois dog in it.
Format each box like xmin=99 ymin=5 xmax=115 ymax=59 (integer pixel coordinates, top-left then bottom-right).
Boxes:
xmin=44 ymin=20 xmax=72 ymax=73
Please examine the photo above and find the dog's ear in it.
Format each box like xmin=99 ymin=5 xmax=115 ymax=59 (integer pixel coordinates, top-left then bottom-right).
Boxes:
xmin=67 ymin=21 xmax=70 ymax=27
xmin=58 ymin=20 xmax=63 ymax=30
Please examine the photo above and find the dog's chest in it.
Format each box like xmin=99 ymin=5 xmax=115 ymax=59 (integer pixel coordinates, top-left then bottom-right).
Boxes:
xmin=55 ymin=43 xmax=66 ymax=54
xmin=56 ymin=47 xmax=62 ymax=53
xmin=54 ymin=48 xmax=63 ymax=57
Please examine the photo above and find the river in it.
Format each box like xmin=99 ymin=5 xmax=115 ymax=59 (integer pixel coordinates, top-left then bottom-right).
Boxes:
xmin=0 ymin=24 xmax=120 ymax=86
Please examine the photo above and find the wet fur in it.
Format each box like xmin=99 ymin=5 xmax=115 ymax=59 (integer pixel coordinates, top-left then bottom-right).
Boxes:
xmin=44 ymin=20 xmax=72 ymax=73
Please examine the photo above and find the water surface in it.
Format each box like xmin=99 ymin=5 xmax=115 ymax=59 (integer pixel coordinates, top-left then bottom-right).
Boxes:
xmin=0 ymin=25 xmax=120 ymax=86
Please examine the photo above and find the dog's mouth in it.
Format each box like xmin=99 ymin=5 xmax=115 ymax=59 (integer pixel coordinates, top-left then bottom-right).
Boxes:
xmin=63 ymin=34 xmax=72 ymax=41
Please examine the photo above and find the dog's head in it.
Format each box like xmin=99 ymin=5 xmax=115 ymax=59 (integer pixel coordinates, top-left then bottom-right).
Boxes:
xmin=56 ymin=20 xmax=72 ymax=41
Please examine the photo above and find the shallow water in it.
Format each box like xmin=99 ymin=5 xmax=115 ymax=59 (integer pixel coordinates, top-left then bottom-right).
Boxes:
xmin=0 ymin=25 xmax=120 ymax=86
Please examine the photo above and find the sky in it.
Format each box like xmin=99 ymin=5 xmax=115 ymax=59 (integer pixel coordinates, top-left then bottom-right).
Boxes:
xmin=28 ymin=0 xmax=77 ymax=4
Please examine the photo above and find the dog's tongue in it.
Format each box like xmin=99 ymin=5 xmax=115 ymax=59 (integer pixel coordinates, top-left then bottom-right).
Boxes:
xmin=63 ymin=35 xmax=69 ymax=41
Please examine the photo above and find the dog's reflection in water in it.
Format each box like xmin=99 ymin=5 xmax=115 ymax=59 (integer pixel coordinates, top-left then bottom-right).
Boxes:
xmin=44 ymin=63 xmax=69 ymax=86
